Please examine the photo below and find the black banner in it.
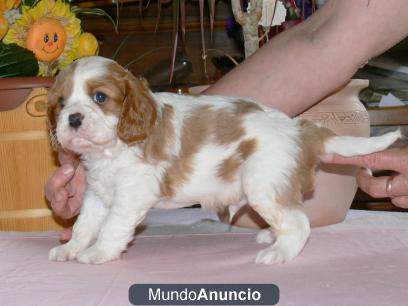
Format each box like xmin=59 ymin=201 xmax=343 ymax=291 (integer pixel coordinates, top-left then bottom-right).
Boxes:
xmin=129 ymin=284 xmax=279 ymax=305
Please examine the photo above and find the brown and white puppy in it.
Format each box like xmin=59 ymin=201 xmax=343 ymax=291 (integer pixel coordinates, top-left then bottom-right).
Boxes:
xmin=47 ymin=56 xmax=401 ymax=264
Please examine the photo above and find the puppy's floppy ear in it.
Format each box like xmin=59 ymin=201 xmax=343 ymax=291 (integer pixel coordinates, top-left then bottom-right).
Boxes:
xmin=46 ymin=79 xmax=64 ymax=151
xmin=46 ymin=64 xmax=75 ymax=151
xmin=117 ymin=73 xmax=157 ymax=145
xmin=46 ymin=97 xmax=60 ymax=151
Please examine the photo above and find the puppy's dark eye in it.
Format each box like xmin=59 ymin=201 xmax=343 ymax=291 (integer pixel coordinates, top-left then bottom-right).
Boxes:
xmin=93 ymin=91 xmax=107 ymax=105
xmin=58 ymin=97 xmax=65 ymax=108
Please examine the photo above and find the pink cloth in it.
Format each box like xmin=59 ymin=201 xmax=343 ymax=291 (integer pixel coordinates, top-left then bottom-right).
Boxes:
xmin=1 ymin=210 xmax=408 ymax=306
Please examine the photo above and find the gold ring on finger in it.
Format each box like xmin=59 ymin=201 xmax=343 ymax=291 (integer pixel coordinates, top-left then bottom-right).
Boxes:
xmin=386 ymin=175 xmax=396 ymax=198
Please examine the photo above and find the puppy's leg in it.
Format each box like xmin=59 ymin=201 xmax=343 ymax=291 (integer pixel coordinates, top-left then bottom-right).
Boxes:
xmin=245 ymin=176 xmax=309 ymax=264
xmin=252 ymin=202 xmax=310 ymax=264
xmin=49 ymin=190 xmax=108 ymax=262
xmin=76 ymin=188 xmax=155 ymax=264
xmin=256 ymin=229 xmax=274 ymax=244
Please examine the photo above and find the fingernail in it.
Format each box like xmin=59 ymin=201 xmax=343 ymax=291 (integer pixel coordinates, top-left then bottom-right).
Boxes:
xmin=362 ymin=167 xmax=373 ymax=176
xmin=62 ymin=165 xmax=74 ymax=175
xmin=320 ymin=154 xmax=333 ymax=162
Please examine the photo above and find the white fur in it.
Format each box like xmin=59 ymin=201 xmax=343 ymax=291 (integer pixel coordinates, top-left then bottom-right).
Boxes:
xmin=325 ymin=129 xmax=402 ymax=156
xmin=49 ymin=56 xmax=401 ymax=265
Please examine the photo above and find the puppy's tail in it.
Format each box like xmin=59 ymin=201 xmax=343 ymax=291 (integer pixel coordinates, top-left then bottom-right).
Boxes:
xmin=298 ymin=119 xmax=402 ymax=157
xmin=323 ymin=129 xmax=402 ymax=156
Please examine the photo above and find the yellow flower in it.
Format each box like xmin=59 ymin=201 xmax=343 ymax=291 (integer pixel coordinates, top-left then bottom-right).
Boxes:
xmin=4 ymin=0 xmax=81 ymax=76
xmin=0 ymin=15 xmax=8 ymax=39
xmin=77 ymin=32 xmax=99 ymax=57
xmin=0 ymin=0 xmax=21 ymax=12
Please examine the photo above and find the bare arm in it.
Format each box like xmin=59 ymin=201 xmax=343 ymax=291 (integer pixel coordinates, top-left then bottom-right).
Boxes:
xmin=206 ymin=0 xmax=408 ymax=228
xmin=205 ymin=0 xmax=408 ymax=116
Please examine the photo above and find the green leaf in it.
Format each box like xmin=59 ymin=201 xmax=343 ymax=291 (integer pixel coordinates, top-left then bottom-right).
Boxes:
xmin=22 ymin=0 xmax=40 ymax=7
xmin=0 ymin=43 xmax=39 ymax=77
xmin=111 ymin=34 xmax=132 ymax=60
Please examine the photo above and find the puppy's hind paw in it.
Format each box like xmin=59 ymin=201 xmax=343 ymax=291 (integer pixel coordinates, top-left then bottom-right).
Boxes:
xmin=49 ymin=244 xmax=78 ymax=262
xmin=255 ymin=237 xmax=302 ymax=264
xmin=256 ymin=229 xmax=274 ymax=244
xmin=76 ymin=245 xmax=120 ymax=265
xmin=255 ymin=245 xmax=290 ymax=264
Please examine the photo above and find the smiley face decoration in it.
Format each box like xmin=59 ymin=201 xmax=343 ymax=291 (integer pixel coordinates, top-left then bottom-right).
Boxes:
xmin=25 ymin=18 xmax=67 ymax=62
xmin=3 ymin=0 xmax=95 ymax=76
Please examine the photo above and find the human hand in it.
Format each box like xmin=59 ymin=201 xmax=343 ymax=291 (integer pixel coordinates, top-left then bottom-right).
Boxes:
xmin=45 ymin=149 xmax=86 ymax=240
xmin=321 ymin=148 xmax=408 ymax=208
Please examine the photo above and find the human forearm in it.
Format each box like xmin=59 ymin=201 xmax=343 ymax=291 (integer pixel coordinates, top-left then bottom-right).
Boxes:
xmin=205 ymin=0 xmax=408 ymax=117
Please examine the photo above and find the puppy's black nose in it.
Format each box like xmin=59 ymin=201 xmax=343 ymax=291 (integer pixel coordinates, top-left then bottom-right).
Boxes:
xmin=68 ymin=112 xmax=83 ymax=129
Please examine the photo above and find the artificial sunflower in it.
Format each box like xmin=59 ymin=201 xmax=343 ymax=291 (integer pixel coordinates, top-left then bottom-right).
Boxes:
xmin=0 ymin=0 xmax=21 ymax=12
xmin=4 ymin=0 xmax=81 ymax=76
xmin=0 ymin=0 xmax=21 ymax=39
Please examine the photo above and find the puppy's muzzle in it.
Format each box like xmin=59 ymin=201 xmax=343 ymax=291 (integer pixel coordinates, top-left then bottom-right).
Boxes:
xmin=68 ymin=112 xmax=84 ymax=129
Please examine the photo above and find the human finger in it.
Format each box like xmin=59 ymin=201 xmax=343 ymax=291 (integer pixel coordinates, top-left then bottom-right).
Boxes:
xmin=65 ymin=164 xmax=86 ymax=198
xmin=58 ymin=148 xmax=79 ymax=166
xmin=357 ymin=168 xmax=408 ymax=199
xmin=44 ymin=165 xmax=75 ymax=201
xmin=59 ymin=227 xmax=73 ymax=242
xmin=63 ymin=164 xmax=86 ymax=218
xmin=391 ymin=196 xmax=408 ymax=208
xmin=50 ymin=187 xmax=75 ymax=219
xmin=383 ymin=174 xmax=408 ymax=199
xmin=321 ymin=148 xmax=408 ymax=172
xmin=355 ymin=168 xmax=390 ymax=198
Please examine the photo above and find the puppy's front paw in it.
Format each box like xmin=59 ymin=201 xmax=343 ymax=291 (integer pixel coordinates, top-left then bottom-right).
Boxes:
xmin=49 ymin=244 xmax=78 ymax=262
xmin=76 ymin=245 xmax=120 ymax=264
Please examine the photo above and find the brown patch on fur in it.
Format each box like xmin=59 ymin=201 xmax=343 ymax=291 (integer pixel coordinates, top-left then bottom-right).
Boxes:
xmin=83 ymin=62 xmax=157 ymax=143
xmin=277 ymin=119 xmax=335 ymax=206
xmin=159 ymin=105 xmax=212 ymax=197
xmin=80 ymin=62 xmax=159 ymax=145
xmin=214 ymin=100 xmax=261 ymax=145
xmin=217 ymin=139 xmax=258 ymax=181
xmin=86 ymin=77 xmax=126 ymax=117
xmin=47 ymin=62 xmax=77 ymax=150
xmin=159 ymin=99 xmax=261 ymax=197
xmin=143 ymin=104 xmax=176 ymax=162
xmin=115 ymin=69 xmax=157 ymax=145
xmin=213 ymin=112 xmax=246 ymax=145
xmin=234 ymin=99 xmax=263 ymax=114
